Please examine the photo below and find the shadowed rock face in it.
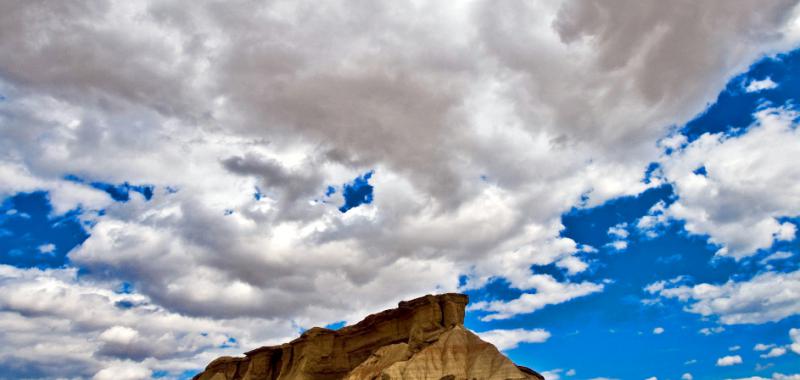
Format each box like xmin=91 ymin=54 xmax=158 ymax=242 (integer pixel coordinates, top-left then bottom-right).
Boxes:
xmin=193 ymin=293 xmax=544 ymax=380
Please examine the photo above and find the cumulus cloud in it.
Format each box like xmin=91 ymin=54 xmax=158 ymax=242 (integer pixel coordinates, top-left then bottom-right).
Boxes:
xmin=761 ymin=347 xmax=787 ymax=358
xmin=682 ymin=374 xmax=693 ymax=380
xmin=0 ymin=265 xmax=295 ymax=378
xmin=469 ymin=275 xmax=604 ymax=321
xmin=92 ymin=362 xmax=151 ymax=380
xmin=477 ymin=328 xmax=551 ymax=351
xmin=700 ymin=327 xmax=726 ymax=335
xmin=653 ymin=327 xmax=665 ymax=335
xmin=644 ymin=275 xmax=686 ymax=294
xmin=791 ymin=328 xmax=800 ymax=355
xmin=608 ymin=224 xmax=629 ymax=240
xmin=606 ymin=223 xmax=630 ymax=251
xmin=541 ymin=369 xmax=564 ymax=380
xmin=760 ymin=251 xmax=795 ymax=265
xmin=646 ymin=270 xmax=800 ymax=324
xmin=557 ymin=255 xmax=591 ymax=275
xmin=636 ymin=201 xmax=670 ymax=239
xmin=657 ymin=108 xmax=800 ymax=259
xmin=717 ymin=355 xmax=743 ymax=366
xmin=37 ymin=243 xmax=55 ymax=254
xmin=745 ymin=77 xmax=779 ymax=92
xmin=0 ymin=0 xmax=799 ymax=377
xmin=756 ymin=343 xmax=777 ymax=351
xmin=752 ymin=329 xmax=800 ymax=360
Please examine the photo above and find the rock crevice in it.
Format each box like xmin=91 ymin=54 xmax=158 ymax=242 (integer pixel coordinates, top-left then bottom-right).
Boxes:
xmin=193 ymin=293 xmax=543 ymax=380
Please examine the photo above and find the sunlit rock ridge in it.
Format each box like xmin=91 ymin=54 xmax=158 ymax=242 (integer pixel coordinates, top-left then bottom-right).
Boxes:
xmin=193 ymin=294 xmax=543 ymax=380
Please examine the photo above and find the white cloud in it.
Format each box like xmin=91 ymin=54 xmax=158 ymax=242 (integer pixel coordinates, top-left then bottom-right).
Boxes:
xmin=608 ymin=223 xmax=630 ymax=239
xmin=607 ymin=240 xmax=628 ymax=251
xmin=653 ymin=327 xmax=664 ymax=335
xmin=757 ymin=363 xmax=776 ymax=371
xmin=658 ymin=108 xmax=800 ymax=259
xmin=37 ymin=243 xmax=55 ymax=254
xmin=647 ymin=270 xmax=800 ymax=324
xmin=469 ymin=275 xmax=604 ymax=321
xmin=791 ymin=328 xmax=800 ymax=355
xmin=557 ymin=255 xmax=590 ymax=275
xmin=476 ymin=328 xmax=551 ymax=351
xmin=99 ymin=326 xmax=140 ymax=346
xmin=566 ymin=369 xmax=576 ymax=376
xmin=645 ymin=276 xmax=686 ymax=294
xmin=92 ymin=362 xmax=151 ymax=380
xmin=760 ymin=251 xmax=795 ymax=265
xmin=717 ymin=355 xmax=743 ymax=366
xmin=761 ymin=347 xmax=787 ymax=358
xmin=605 ymin=223 xmax=630 ymax=251
xmin=682 ymin=373 xmax=693 ymax=380
xmin=645 ymin=377 xmax=658 ymax=380
xmin=0 ymin=265 xmax=296 ymax=378
xmin=541 ymin=369 xmax=563 ymax=380
xmin=730 ymin=345 xmax=741 ymax=351
xmin=699 ymin=327 xmax=726 ymax=335
xmin=776 ymin=223 xmax=798 ymax=241
xmin=756 ymin=343 xmax=777 ymax=351
xmin=745 ymin=77 xmax=778 ymax=92
xmin=659 ymin=134 xmax=689 ymax=152
xmin=636 ymin=201 xmax=670 ymax=239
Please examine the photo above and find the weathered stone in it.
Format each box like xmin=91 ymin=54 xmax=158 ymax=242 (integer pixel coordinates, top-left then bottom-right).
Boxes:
xmin=192 ymin=293 xmax=543 ymax=380
xmin=358 ymin=326 xmax=537 ymax=380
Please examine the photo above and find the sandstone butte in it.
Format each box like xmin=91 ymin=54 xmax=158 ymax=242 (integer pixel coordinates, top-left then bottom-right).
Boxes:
xmin=193 ymin=293 xmax=545 ymax=380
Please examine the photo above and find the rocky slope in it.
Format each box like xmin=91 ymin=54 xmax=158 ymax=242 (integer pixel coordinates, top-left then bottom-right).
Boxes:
xmin=193 ymin=293 xmax=544 ymax=380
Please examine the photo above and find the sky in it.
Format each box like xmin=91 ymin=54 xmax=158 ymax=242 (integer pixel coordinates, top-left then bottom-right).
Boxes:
xmin=0 ymin=1 xmax=800 ymax=379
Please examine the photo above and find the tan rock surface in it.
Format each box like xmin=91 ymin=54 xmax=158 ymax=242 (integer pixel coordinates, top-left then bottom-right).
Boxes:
xmin=192 ymin=293 xmax=544 ymax=380
xmin=348 ymin=326 xmax=538 ymax=380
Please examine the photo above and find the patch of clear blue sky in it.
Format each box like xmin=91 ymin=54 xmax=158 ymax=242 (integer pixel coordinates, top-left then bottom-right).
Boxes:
xmin=464 ymin=48 xmax=800 ymax=379
xmin=64 ymin=174 xmax=154 ymax=202
xmin=325 ymin=185 xmax=336 ymax=197
xmin=152 ymin=369 xmax=198 ymax=380
xmin=325 ymin=320 xmax=347 ymax=330
xmin=0 ymin=191 xmax=88 ymax=269
xmin=338 ymin=170 xmax=374 ymax=213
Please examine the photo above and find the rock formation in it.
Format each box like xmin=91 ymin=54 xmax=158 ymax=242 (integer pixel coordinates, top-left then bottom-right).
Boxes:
xmin=193 ymin=293 xmax=544 ymax=380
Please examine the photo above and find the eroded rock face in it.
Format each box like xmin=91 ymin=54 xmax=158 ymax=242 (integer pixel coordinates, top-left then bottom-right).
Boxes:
xmin=193 ymin=293 xmax=544 ymax=380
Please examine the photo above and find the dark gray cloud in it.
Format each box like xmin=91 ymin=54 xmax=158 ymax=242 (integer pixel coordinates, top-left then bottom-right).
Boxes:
xmin=222 ymin=153 xmax=325 ymax=221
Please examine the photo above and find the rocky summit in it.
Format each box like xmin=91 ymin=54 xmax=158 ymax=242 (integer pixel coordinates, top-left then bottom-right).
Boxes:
xmin=193 ymin=293 xmax=544 ymax=380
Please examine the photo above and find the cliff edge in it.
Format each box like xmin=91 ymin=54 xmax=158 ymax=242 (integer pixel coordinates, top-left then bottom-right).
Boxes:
xmin=193 ymin=293 xmax=544 ymax=380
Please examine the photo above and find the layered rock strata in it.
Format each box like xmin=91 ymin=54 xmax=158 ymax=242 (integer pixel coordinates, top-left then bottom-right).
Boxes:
xmin=193 ymin=293 xmax=543 ymax=380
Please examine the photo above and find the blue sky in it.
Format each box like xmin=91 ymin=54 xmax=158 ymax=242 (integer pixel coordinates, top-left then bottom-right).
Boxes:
xmin=1 ymin=2 xmax=800 ymax=380
xmin=461 ymin=49 xmax=800 ymax=379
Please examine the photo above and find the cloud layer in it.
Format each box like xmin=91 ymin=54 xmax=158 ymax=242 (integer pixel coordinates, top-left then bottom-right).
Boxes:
xmin=1 ymin=0 xmax=800 ymax=378
xmin=646 ymin=270 xmax=800 ymax=324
